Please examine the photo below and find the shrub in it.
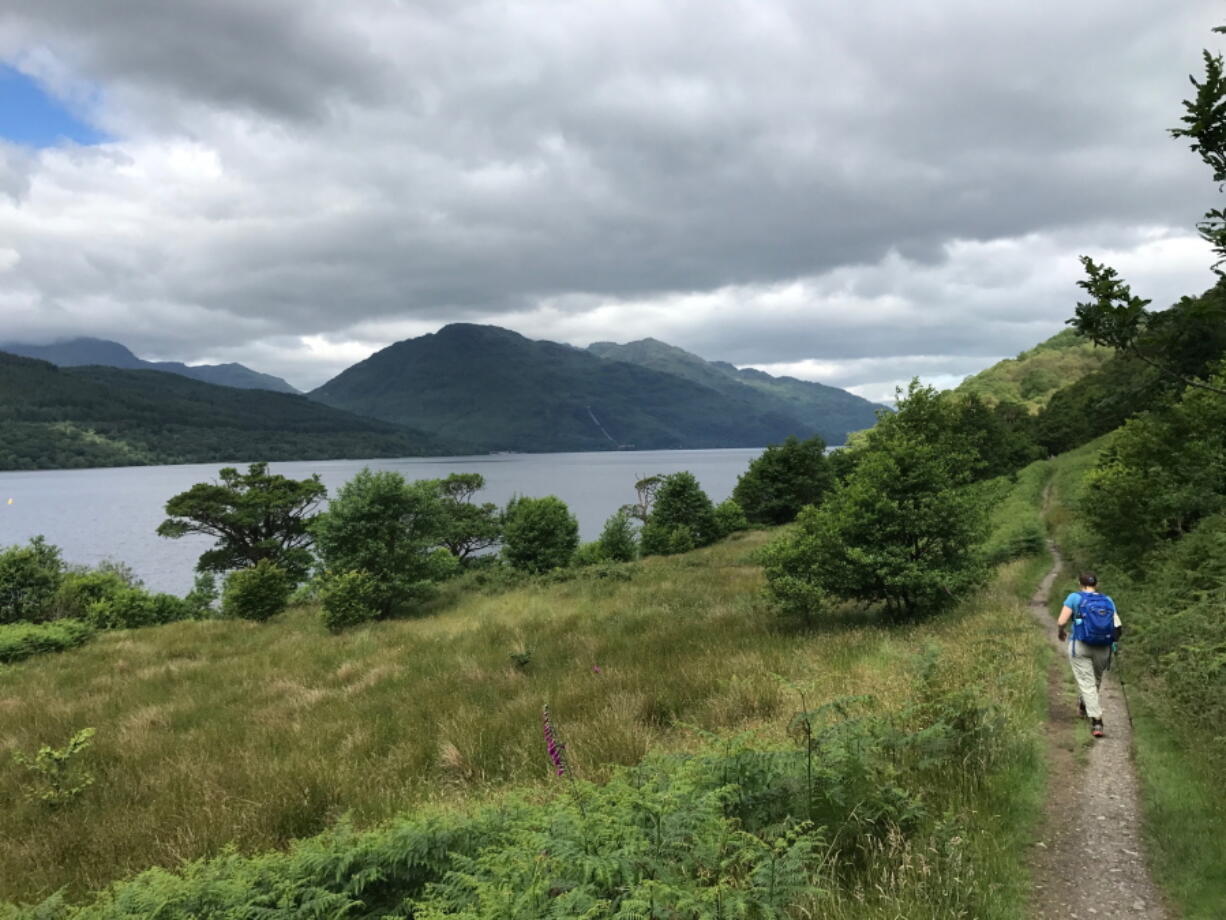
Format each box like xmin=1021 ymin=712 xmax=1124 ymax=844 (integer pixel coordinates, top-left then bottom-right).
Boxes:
xmin=184 ymin=572 xmax=220 ymax=618
xmin=0 ymin=536 xmax=63 ymax=624
xmin=221 ymin=560 xmax=293 ymax=622
xmin=597 ymin=509 xmax=638 ymax=562
xmin=313 ymin=469 xmax=453 ymax=616
xmin=712 ymin=498 xmax=749 ymax=538
xmin=11 ymin=727 xmax=96 ymax=808
xmin=50 ymin=569 xmax=131 ymax=621
xmin=650 ymin=472 xmax=718 ymax=548
xmin=572 ymin=541 xmax=607 ymax=567
xmin=85 ymin=587 xmax=191 ymax=630
xmin=502 ymin=495 xmax=579 ymax=573
xmin=733 ymin=435 xmax=833 ymax=525
xmin=320 ymin=570 xmax=382 ymax=632
xmin=0 ymin=619 xmax=94 ymax=663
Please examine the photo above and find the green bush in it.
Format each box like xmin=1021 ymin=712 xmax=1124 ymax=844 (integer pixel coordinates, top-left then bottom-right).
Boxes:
xmin=320 ymin=570 xmax=382 ymax=632
xmin=85 ymin=587 xmax=191 ymax=630
xmin=712 ymin=498 xmax=749 ymax=537
xmin=650 ymin=471 xmax=718 ymax=548
xmin=51 ymin=569 xmax=132 ymax=620
xmin=571 ymin=541 xmax=607 ymax=567
xmin=597 ymin=509 xmax=638 ymax=562
xmin=0 ymin=536 xmax=63 ymax=624
xmin=502 ymin=495 xmax=579 ymax=573
xmin=221 ymin=560 xmax=293 ymax=622
xmin=313 ymin=469 xmax=453 ymax=616
xmin=0 ymin=619 xmax=93 ymax=663
xmin=733 ymin=435 xmax=833 ymax=525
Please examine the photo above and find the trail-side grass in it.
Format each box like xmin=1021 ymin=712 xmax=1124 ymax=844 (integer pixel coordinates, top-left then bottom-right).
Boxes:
xmin=1131 ymin=696 xmax=1226 ymax=919
xmin=0 ymin=525 xmax=1049 ymax=907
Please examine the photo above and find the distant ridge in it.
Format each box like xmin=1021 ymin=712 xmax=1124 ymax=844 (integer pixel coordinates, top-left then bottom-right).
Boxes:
xmin=311 ymin=323 xmax=881 ymax=452
xmin=0 ymin=337 xmax=300 ymax=394
xmin=588 ymin=338 xmax=881 ymax=443
xmin=0 ymin=351 xmax=446 ymax=471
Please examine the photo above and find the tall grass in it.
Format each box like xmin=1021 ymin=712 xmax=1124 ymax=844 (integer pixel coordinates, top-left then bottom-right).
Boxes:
xmin=2 ymin=507 xmax=1050 ymax=911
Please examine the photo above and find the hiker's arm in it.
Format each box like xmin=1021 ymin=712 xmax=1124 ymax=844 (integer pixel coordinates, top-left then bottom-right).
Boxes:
xmin=1057 ymin=604 xmax=1073 ymax=641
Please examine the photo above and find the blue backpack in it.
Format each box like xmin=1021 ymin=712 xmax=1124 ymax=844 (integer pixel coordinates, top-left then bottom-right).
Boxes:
xmin=1072 ymin=591 xmax=1116 ymax=645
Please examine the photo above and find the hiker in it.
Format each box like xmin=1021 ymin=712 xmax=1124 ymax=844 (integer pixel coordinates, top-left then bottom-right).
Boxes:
xmin=1056 ymin=572 xmax=1123 ymax=738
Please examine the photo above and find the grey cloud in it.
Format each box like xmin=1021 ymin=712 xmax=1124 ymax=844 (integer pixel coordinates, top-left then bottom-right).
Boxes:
xmin=0 ymin=0 xmax=1221 ymax=386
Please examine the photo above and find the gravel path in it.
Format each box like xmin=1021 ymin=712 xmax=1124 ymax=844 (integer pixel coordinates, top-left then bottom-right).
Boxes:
xmin=1025 ymin=544 xmax=1169 ymax=919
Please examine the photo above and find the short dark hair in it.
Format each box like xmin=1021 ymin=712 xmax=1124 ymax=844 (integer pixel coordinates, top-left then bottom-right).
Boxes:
xmin=1078 ymin=571 xmax=1098 ymax=587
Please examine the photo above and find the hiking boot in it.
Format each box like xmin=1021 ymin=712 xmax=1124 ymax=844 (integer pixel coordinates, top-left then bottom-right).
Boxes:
xmin=1091 ymin=718 xmax=1105 ymax=738
xmin=1078 ymin=698 xmax=1087 ymax=718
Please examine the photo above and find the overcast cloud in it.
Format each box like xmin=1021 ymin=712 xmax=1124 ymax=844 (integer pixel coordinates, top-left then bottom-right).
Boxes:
xmin=0 ymin=0 xmax=1221 ymax=401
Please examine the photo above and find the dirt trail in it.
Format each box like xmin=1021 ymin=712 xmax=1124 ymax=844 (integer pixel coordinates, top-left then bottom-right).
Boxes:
xmin=1025 ymin=542 xmax=1168 ymax=919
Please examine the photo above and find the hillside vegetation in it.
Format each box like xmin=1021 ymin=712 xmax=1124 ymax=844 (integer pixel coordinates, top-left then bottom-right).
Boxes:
xmin=956 ymin=329 xmax=1112 ymax=411
xmin=0 ymin=497 xmax=1051 ymax=914
xmin=0 ymin=353 xmax=448 ymax=470
xmin=311 ymin=324 xmax=881 ymax=452
xmin=588 ymin=337 xmax=881 ymax=444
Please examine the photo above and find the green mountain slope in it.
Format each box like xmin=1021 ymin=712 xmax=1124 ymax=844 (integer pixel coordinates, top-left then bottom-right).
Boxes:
xmin=587 ymin=338 xmax=881 ymax=443
xmin=956 ymin=329 xmax=1113 ymax=411
xmin=0 ymin=352 xmax=445 ymax=470
xmin=311 ymin=324 xmax=863 ymax=452
xmin=0 ymin=337 xmax=299 ymax=394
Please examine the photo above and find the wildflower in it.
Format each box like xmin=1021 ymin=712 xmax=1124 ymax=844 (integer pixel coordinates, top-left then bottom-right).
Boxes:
xmin=542 ymin=705 xmax=567 ymax=776
xmin=591 ymin=665 xmax=602 ymax=674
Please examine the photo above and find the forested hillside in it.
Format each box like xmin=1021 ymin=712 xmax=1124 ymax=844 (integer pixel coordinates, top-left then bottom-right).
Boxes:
xmin=0 ymin=352 xmax=447 ymax=470
xmin=312 ymin=323 xmax=877 ymax=452
xmin=956 ymin=329 xmax=1112 ymax=411
xmin=587 ymin=338 xmax=881 ymax=443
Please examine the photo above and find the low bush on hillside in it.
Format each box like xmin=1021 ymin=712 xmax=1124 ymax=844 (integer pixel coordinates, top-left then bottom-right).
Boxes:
xmin=0 ymin=619 xmax=93 ymax=663
xmin=0 ymin=536 xmax=63 ymax=624
xmin=85 ymin=587 xmax=192 ymax=630
xmin=319 ymin=569 xmax=382 ymax=632
xmin=221 ymin=560 xmax=293 ymax=622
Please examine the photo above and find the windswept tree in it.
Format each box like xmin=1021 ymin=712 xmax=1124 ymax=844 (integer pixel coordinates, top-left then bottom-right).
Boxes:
xmin=157 ymin=462 xmax=325 ymax=583
xmin=436 ymin=472 xmax=502 ymax=563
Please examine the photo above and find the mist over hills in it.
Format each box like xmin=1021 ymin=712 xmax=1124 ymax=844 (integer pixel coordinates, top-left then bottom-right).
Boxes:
xmin=311 ymin=324 xmax=882 ymax=452
xmin=0 ymin=338 xmax=300 ymax=394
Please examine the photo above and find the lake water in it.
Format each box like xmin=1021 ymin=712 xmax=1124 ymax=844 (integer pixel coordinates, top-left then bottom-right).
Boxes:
xmin=0 ymin=449 xmax=763 ymax=595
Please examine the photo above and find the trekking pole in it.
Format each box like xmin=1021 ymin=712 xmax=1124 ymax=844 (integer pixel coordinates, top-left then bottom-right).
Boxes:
xmin=1112 ymin=644 xmax=1135 ymax=730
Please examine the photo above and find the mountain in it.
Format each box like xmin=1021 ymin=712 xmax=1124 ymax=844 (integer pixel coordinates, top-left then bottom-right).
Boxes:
xmin=588 ymin=338 xmax=881 ymax=441
xmin=0 ymin=351 xmax=447 ymax=471
xmin=0 ymin=338 xmax=299 ymax=394
xmin=310 ymin=324 xmax=880 ymax=452
xmin=955 ymin=329 xmax=1113 ymax=412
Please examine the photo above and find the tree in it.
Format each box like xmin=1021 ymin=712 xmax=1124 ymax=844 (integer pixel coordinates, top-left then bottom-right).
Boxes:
xmin=157 ymin=462 xmax=325 ymax=582
xmin=502 ymin=496 xmax=579 ymax=573
xmin=764 ymin=382 xmax=987 ymax=619
xmin=732 ymin=435 xmax=833 ymax=525
xmin=650 ymin=472 xmax=718 ymax=547
xmin=0 ymin=536 xmax=63 ymax=624
xmin=620 ymin=475 xmax=663 ymax=523
xmin=1069 ymin=28 xmax=1226 ymax=397
xmin=597 ymin=509 xmax=638 ymax=562
xmin=436 ymin=473 xmax=502 ymax=563
xmin=312 ymin=468 xmax=456 ymax=617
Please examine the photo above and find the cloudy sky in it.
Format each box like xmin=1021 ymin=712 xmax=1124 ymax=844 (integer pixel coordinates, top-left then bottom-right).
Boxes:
xmin=0 ymin=1 xmax=1221 ymax=401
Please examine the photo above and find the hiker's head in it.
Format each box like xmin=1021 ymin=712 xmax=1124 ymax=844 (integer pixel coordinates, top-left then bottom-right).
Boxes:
xmin=1078 ymin=571 xmax=1098 ymax=589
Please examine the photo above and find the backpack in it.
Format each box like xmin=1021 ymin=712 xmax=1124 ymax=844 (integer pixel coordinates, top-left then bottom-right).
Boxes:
xmin=1072 ymin=591 xmax=1116 ymax=645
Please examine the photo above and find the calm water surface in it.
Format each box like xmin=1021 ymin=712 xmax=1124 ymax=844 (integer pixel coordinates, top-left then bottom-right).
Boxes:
xmin=0 ymin=449 xmax=762 ymax=594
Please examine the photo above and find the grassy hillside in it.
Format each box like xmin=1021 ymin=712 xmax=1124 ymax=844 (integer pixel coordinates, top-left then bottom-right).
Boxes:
xmin=0 ymin=352 xmax=447 ymax=470
xmin=956 ymin=329 xmax=1113 ymax=412
xmin=0 ymin=506 xmax=1051 ymax=913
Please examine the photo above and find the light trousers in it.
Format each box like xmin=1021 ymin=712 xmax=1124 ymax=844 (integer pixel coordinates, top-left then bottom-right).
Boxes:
xmin=1068 ymin=640 xmax=1112 ymax=720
